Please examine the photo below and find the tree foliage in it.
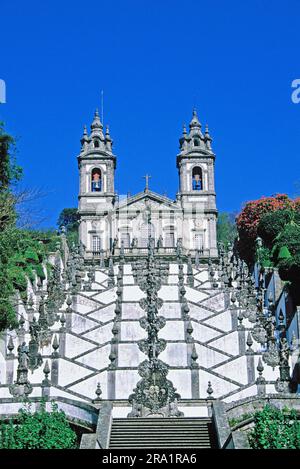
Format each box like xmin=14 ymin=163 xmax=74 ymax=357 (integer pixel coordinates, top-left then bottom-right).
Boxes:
xmin=236 ymin=194 xmax=297 ymax=265
xmin=249 ymin=405 xmax=300 ymax=449
xmin=0 ymin=401 xmax=78 ymax=449
xmin=257 ymin=210 xmax=297 ymax=249
xmin=57 ymin=208 xmax=79 ymax=233
xmin=0 ymin=123 xmax=59 ymax=330
xmin=217 ymin=212 xmax=237 ymax=249
xmin=0 ymin=122 xmax=22 ymax=192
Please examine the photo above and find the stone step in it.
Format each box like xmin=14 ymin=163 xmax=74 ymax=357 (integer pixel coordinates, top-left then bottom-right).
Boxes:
xmin=109 ymin=417 xmax=218 ymax=449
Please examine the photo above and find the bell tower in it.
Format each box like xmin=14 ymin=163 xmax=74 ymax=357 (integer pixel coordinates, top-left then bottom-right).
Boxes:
xmin=177 ymin=109 xmax=218 ymax=257
xmin=78 ymin=110 xmax=116 ymax=254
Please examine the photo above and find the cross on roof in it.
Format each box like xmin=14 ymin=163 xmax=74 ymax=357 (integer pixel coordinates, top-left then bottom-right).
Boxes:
xmin=142 ymin=174 xmax=151 ymax=192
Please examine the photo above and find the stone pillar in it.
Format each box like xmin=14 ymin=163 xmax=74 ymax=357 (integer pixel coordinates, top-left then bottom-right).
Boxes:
xmin=6 ymin=336 xmax=15 ymax=384
xmin=50 ymin=335 xmax=60 ymax=386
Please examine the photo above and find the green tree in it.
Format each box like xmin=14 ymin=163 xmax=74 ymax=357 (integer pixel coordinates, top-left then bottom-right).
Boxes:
xmin=0 ymin=401 xmax=78 ymax=449
xmin=217 ymin=212 xmax=237 ymax=249
xmin=257 ymin=210 xmax=297 ymax=249
xmin=0 ymin=122 xmax=22 ymax=191
xmin=57 ymin=208 xmax=79 ymax=233
xmin=249 ymin=405 xmax=300 ymax=449
xmin=0 ymin=124 xmax=58 ymax=330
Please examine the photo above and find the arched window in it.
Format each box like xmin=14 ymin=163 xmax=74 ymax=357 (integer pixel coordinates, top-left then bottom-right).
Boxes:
xmin=94 ymin=139 xmax=100 ymax=148
xmin=194 ymin=138 xmax=200 ymax=147
xmin=91 ymin=168 xmax=102 ymax=192
xmin=192 ymin=166 xmax=202 ymax=191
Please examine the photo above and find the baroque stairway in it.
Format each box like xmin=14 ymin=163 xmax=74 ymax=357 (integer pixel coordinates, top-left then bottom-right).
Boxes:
xmin=0 ymin=240 xmax=291 ymax=448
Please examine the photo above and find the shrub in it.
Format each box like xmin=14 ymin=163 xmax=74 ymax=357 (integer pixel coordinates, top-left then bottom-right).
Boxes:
xmin=34 ymin=264 xmax=46 ymax=280
xmin=24 ymin=248 xmax=39 ymax=263
xmin=257 ymin=210 xmax=295 ymax=248
xmin=248 ymin=404 xmax=300 ymax=449
xmin=236 ymin=194 xmax=294 ymax=264
xmin=273 ymin=223 xmax=300 ymax=258
xmin=0 ymin=401 xmax=78 ymax=449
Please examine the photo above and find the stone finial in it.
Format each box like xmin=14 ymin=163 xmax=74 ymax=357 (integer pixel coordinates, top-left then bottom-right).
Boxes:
xmin=105 ymin=125 xmax=113 ymax=152
xmin=52 ymin=334 xmax=59 ymax=358
xmin=91 ymin=109 xmax=103 ymax=129
xmin=206 ymin=381 xmax=214 ymax=399
xmin=237 ymin=309 xmax=244 ymax=328
xmin=7 ymin=335 xmax=14 ymax=355
xmin=256 ymin=357 xmax=265 ymax=384
xmin=189 ymin=108 xmax=201 ymax=129
xmin=60 ymin=311 xmax=66 ymax=330
xmin=94 ymin=382 xmax=102 ymax=402
xmin=42 ymin=360 xmax=51 ymax=387
xmin=190 ymin=344 xmax=199 ymax=369
xmin=80 ymin=125 xmax=89 ymax=147
xmin=186 ymin=320 xmax=193 ymax=341
xmin=246 ymin=332 xmax=254 ymax=353
xmin=108 ymin=351 xmax=117 ymax=369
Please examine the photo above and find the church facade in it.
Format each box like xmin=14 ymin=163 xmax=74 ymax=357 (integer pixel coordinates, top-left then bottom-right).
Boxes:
xmin=77 ymin=109 xmax=218 ymax=259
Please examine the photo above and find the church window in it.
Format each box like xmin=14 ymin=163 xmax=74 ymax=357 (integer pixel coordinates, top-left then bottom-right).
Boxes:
xmin=94 ymin=139 xmax=100 ymax=148
xmin=91 ymin=168 xmax=102 ymax=192
xmin=192 ymin=166 xmax=202 ymax=191
xmin=194 ymin=138 xmax=200 ymax=147
xmin=92 ymin=235 xmax=101 ymax=253
xmin=194 ymin=233 xmax=204 ymax=251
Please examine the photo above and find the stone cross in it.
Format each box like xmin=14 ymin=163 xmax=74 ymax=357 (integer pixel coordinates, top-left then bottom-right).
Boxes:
xmin=143 ymin=174 xmax=151 ymax=191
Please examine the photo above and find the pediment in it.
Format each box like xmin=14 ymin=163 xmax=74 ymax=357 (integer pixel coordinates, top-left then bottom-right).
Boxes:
xmin=117 ymin=190 xmax=179 ymax=212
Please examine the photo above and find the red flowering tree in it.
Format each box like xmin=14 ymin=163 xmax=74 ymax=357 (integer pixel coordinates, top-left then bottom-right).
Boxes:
xmin=236 ymin=194 xmax=295 ymax=264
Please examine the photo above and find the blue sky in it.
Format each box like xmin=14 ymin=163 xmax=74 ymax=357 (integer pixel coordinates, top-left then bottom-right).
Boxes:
xmin=1 ymin=0 xmax=300 ymax=228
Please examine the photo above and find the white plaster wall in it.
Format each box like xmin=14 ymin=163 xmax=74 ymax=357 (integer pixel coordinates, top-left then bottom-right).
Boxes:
xmin=192 ymin=322 xmax=222 ymax=343
xmin=68 ymin=372 xmax=108 ymax=399
xmin=83 ymin=323 xmax=113 ymax=343
xmin=115 ymin=370 xmax=139 ymax=399
xmin=203 ymin=311 xmax=232 ymax=332
xmin=118 ymin=343 xmax=144 ymax=367
xmin=198 ymin=370 xmax=238 ymax=398
xmin=214 ymin=356 xmax=249 ymax=385
xmin=160 ymin=302 xmax=181 ymax=319
xmin=159 ymin=321 xmax=185 ymax=341
xmin=76 ymin=344 xmax=111 ymax=369
xmin=201 ymin=293 xmax=225 ymax=312
xmin=159 ymin=285 xmax=179 ymax=301
xmin=89 ymin=304 xmax=115 ymax=323
xmin=167 ymin=369 xmax=191 ymax=398
xmin=122 ymin=286 xmax=144 ymax=302
xmin=223 ymin=385 xmax=257 ymax=403
xmin=209 ymin=332 xmax=240 ymax=356
xmin=185 ymin=287 xmax=208 ymax=303
xmin=160 ymin=343 xmax=188 ymax=366
xmin=120 ymin=322 xmax=145 ymax=341
xmin=71 ymin=313 xmax=99 ymax=335
xmin=58 ymin=359 xmax=92 ymax=386
xmin=122 ymin=303 xmax=144 ymax=320
xmin=195 ymin=344 xmax=229 ymax=368
xmin=65 ymin=333 xmax=95 ymax=358
xmin=188 ymin=304 xmax=214 ymax=321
